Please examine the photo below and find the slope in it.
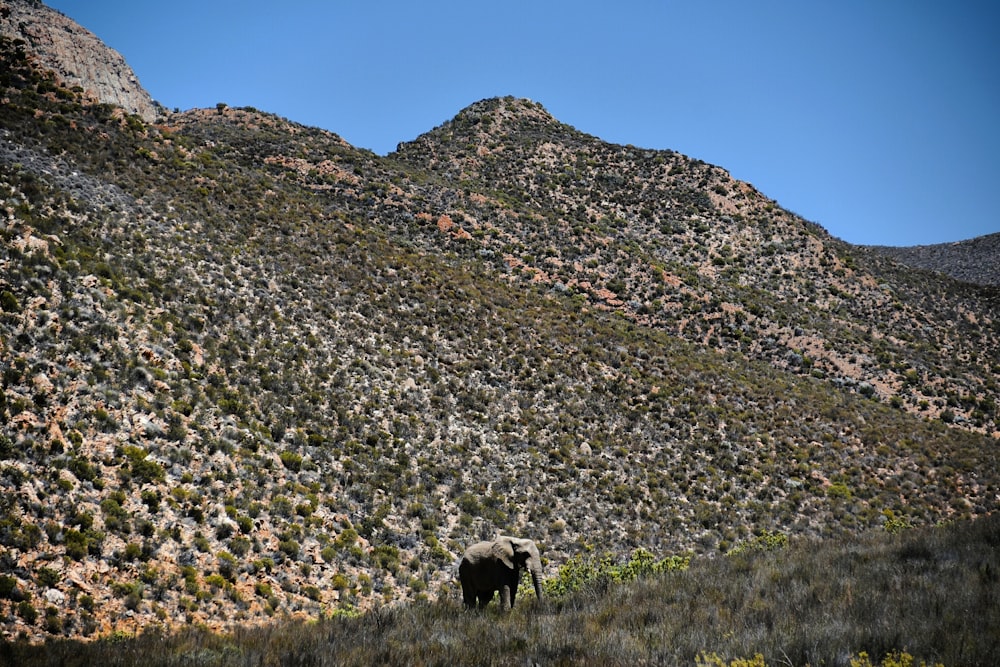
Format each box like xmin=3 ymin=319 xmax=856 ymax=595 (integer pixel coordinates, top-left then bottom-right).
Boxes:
xmin=392 ymin=96 xmax=1000 ymax=433
xmin=0 ymin=39 xmax=997 ymax=642
xmin=866 ymin=232 xmax=1000 ymax=287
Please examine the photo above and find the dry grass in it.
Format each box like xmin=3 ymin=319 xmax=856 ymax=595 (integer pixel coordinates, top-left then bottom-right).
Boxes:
xmin=4 ymin=515 xmax=997 ymax=666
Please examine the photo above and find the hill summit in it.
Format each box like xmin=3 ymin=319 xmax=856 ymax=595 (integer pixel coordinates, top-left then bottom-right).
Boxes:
xmin=0 ymin=0 xmax=157 ymax=120
xmin=0 ymin=6 xmax=998 ymax=643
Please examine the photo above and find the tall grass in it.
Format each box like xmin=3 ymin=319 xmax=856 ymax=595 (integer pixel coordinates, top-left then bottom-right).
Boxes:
xmin=4 ymin=515 xmax=997 ymax=666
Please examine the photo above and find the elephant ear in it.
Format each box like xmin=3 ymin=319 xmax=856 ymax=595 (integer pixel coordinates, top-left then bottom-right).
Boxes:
xmin=491 ymin=538 xmax=517 ymax=570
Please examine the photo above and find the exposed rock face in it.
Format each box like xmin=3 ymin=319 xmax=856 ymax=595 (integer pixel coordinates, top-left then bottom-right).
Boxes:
xmin=0 ymin=0 xmax=157 ymax=120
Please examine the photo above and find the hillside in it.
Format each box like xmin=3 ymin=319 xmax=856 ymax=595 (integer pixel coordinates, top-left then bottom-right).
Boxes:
xmin=866 ymin=232 xmax=1000 ymax=287
xmin=0 ymin=13 xmax=998 ymax=643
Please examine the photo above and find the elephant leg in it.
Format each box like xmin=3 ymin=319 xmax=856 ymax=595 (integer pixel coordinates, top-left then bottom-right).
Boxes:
xmin=477 ymin=591 xmax=492 ymax=609
xmin=500 ymin=584 xmax=511 ymax=610
xmin=462 ymin=582 xmax=476 ymax=609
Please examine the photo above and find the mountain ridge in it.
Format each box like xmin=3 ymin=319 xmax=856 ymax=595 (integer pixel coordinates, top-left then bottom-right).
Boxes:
xmin=866 ymin=232 xmax=1000 ymax=287
xmin=0 ymin=12 xmax=998 ymax=644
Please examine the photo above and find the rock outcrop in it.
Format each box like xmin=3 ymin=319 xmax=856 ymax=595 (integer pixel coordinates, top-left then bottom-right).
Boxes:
xmin=0 ymin=0 xmax=157 ymax=120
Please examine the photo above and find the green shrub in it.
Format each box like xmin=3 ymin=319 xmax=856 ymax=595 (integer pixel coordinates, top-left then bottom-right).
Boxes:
xmin=217 ymin=551 xmax=238 ymax=580
xmin=849 ymin=651 xmax=944 ymax=667
xmin=17 ymin=600 xmax=38 ymax=623
xmin=0 ymin=575 xmax=20 ymax=599
xmin=64 ymin=529 xmax=89 ymax=560
xmin=0 ymin=290 xmax=19 ymax=312
xmin=44 ymin=606 xmax=63 ymax=634
xmin=236 ymin=515 xmax=254 ymax=533
xmin=543 ymin=548 xmax=689 ymax=599
xmin=279 ymin=451 xmax=302 ymax=472
xmin=36 ymin=566 xmax=60 ymax=588
xmin=278 ymin=539 xmax=300 ymax=558
xmin=122 ymin=447 xmax=165 ymax=483
xmin=727 ymin=530 xmax=788 ymax=557
xmin=697 ymin=653 xmax=766 ymax=667
xmin=229 ymin=536 xmax=251 ymax=557
xmin=140 ymin=490 xmax=160 ymax=513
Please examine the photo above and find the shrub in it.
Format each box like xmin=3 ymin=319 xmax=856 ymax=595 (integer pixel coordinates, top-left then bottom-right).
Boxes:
xmin=849 ymin=651 xmax=944 ymax=667
xmin=100 ymin=496 xmax=130 ymax=535
xmin=727 ymin=530 xmax=788 ymax=557
xmin=36 ymin=566 xmax=60 ymax=588
xmin=278 ymin=539 xmax=300 ymax=558
xmin=64 ymin=529 xmax=89 ymax=560
xmin=543 ymin=548 xmax=689 ymax=599
xmin=697 ymin=653 xmax=766 ymax=667
xmin=229 ymin=536 xmax=251 ymax=557
xmin=236 ymin=515 xmax=254 ymax=533
xmin=279 ymin=451 xmax=302 ymax=472
xmin=18 ymin=600 xmax=38 ymax=623
xmin=123 ymin=542 xmax=143 ymax=561
xmin=0 ymin=290 xmax=19 ymax=312
xmin=0 ymin=575 xmax=20 ymax=600
xmin=140 ymin=490 xmax=160 ymax=513
xmin=128 ymin=452 xmax=165 ymax=484
xmin=335 ymin=527 xmax=359 ymax=550
xmin=44 ymin=607 xmax=62 ymax=634
xmin=372 ymin=544 xmax=400 ymax=573
xmin=194 ymin=534 xmax=211 ymax=552
xmin=217 ymin=551 xmax=238 ymax=580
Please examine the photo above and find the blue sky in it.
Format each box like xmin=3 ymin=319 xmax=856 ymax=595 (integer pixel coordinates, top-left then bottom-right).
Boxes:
xmin=47 ymin=1 xmax=999 ymax=246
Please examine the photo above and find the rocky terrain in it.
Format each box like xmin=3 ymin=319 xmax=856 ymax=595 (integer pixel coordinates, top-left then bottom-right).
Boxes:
xmin=0 ymin=4 xmax=998 ymax=643
xmin=0 ymin=0 xmax=158 ymax=121
xmin=867 ymin=232 xmax=1000 ymax=287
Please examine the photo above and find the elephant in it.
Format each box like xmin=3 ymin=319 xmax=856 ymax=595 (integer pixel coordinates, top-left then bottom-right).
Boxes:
xmin=459 ymin=536 xmax=542 ymax=610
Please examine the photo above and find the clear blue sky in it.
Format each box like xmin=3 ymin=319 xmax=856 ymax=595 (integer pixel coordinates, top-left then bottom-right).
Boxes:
xmin=47 ymin=1 xmax=999 ymax=246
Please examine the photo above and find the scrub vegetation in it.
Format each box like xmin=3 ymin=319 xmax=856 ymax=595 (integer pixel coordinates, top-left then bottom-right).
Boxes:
xmin=5 ymin=516 xmax=997 ymax=665
xmin=0 ymin=26 xmax=998 ymax=661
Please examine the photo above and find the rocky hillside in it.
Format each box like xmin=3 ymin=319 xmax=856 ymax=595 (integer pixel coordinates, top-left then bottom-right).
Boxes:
xmin=1 ymin=13 xmax=998 ymax=643
xmin=391 ymin=98 xmax=1000 ymax=431
xmin=867 ymin=232 xmax=1000 ymax=287
xmin=0 ymin=0 xmax=158 ymax=121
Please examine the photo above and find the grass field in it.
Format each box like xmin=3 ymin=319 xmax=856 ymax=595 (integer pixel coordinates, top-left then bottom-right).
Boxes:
xmin=4 ymin=514 xmax=996 ymax=666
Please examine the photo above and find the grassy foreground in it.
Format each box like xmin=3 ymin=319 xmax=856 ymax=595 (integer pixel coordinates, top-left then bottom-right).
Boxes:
xmin=3 ymin=514 xmax=997 ymax=666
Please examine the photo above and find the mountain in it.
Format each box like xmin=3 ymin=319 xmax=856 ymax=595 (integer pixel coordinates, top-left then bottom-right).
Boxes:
xmin=0 ymin=0 xmax=158 ymax=121
xmin=0 ymin=8 xmax=998 ymax=642
xmin=866 ymin=232 xmax=1000 ymax=287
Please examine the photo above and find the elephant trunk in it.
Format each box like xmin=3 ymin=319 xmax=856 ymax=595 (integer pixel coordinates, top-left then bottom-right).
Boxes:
xmin=530 ymin=560 xmax=542 ymax=600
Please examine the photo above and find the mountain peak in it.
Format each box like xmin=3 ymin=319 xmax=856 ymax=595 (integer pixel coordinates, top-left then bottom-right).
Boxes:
xmin=0 ymin=0 xmax=158 ymax=120
xmin=455 ymin=95 xmax=557 ymax=124
xmin=390 ymin=95 xmax=586 ymax=168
